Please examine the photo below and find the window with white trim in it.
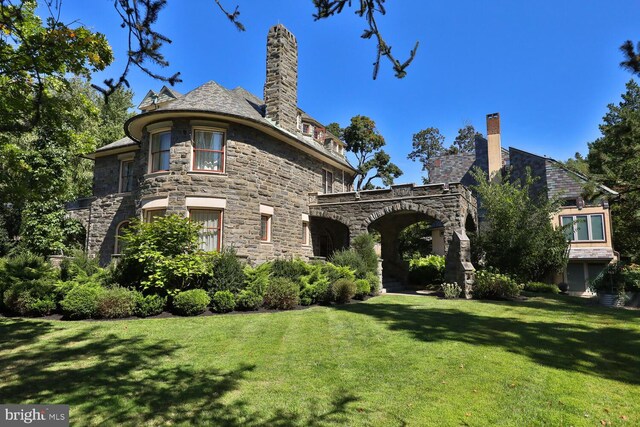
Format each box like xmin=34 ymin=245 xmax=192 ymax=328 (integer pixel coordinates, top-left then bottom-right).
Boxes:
xmin=260 ymin=214 xmax=272 ymax=242
xmin=322 ymin=169 xmax=333 ymax=194
xmin=144 ymin=209 xmax=166 ymax=223
xmin=150 ymin=131 xmax=171 ymax=172
xmin=561 ymin=214 xmax=605 ymax=242
xmin=192 ymin=128 xmax=225 ymax=172
xmin=114 ymin=221 xmax=130 ymax=254
xmin=190 ymin=209 xmax=222 ymax=251
xmin=119 ymin=159 xmax=134 ymax=193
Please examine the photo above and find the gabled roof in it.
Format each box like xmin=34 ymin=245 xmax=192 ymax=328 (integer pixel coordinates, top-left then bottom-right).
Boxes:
xmin=121 ymin=81 xmax=354 ymax=171
xmin=94 ymin=136 xmax=137 ymax=155
xmin=508 ymin=146 xmax=618 ymax=196
xmin=138 ymin=86 xmax=183 ymax=110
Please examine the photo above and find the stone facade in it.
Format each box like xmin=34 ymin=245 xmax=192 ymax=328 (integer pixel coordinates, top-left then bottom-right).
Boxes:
xmin=264 ymin=24 xmax=298 ymax=134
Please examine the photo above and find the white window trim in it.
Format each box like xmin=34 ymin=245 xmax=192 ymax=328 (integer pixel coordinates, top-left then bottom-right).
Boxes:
xmin=562 ymin=213 xmax=606 ymax=242
xmin=260 ymin=214 xmax=272 ymax=242
xmin=191 ymin=126 xmax=226 ymax=173
xmin=186 ymin=197 xmax=226 ymax=209
xmin=323 ymin=169 xmax=334 ymax=194
xmin=148 ymin=127 xmax=172 ymax=174
xmin=260 ymin=204 xmax=274 ymax=216
xmin=114 ymin=220 xmax=130 ymax=255
xmin=141 ymin=197 xmax=169 ymax=211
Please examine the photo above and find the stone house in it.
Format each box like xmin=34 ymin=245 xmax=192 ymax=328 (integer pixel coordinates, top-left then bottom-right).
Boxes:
xmin=428 ymin=113 xmax=618 ymax=294
xmin=69 ymin=24 xmax=358 ymax=265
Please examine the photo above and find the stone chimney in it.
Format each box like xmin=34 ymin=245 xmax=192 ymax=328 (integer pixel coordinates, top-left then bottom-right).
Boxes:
xmin=264 ymin=24 xmax=298 ymax=133
xmin=486 ymin=113 xmax=502 ymax=181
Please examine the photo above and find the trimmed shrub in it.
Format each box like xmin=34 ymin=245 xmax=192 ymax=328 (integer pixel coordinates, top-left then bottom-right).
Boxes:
xmin=299 ymin=264 xmax=331 ymax=304
xmin=263 ymin=277 xmax=300 ymax=310
xmin=354 ymin=279 xmax=371 ymax=300
xmin=236 ymin=290 xmax=262 ymax=311
xmin=172 ymin=289 xmax=210 ymax=316
xmin=524 ymin=282 xmax=560 ymax=294
xmin=60 ymin=284 xmax=105 ymax=319
xmin=441 ymin=282 xmax=462 ymax=299
xmin=243 ymin=263 xmax=271 ymax=296
xmin=474 ymin=270 xmax=522 ymax=300
xmin=364 ymin=271 xmax=380 ymax=296
xmin=329 ymin=249 xmax=368 ymax=279
xmin=408 ymin=255 xmax=445 ymax=285
xmin=211 ymin=290 xmax=236 ymax=313
xmin=0 ymin=251 xmax=56 ymax=312
xmin=208 ymin=247 xmax=246 ymax=294
xmin=270 ymin=258 xmax=310 ymax=283
xmin=321 ymin=263 xmax=356 ymax=284
xmin=134 ymin=293 xmax=167 ymax=317
xmin=331 ymin=279 xmax=357 ymax=304
xmin=96 ymin=287 xmax=137 ymax=319
xmin=2 ymin=281 xmax=57 ymax=316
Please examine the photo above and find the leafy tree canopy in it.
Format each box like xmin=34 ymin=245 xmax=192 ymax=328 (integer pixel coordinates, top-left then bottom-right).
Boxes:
xmin=471 ymin=167 xmax=569 ymax=282
xmin=329 ymin=115 xmax=402 ymax=190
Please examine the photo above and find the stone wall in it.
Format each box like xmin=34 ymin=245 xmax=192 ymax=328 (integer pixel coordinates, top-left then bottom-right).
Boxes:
xmin=89 ymin=120 xmax=349 ymax=265
xmin=264 ymin=24 xmax=298 ymax=134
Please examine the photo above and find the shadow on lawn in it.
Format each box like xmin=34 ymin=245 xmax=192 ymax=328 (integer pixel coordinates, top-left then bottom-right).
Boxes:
xmin=0 ymin=319 xmax=358 ymax=426
xmin=336 ymin=298 xmax=640 ymax=385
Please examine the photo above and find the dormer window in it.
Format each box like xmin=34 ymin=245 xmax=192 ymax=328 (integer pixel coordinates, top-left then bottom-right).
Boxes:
xmin=302 ymin=123 xmax=312 ymax=135
xmin=314 ymin=128 xmax=324 ymax=141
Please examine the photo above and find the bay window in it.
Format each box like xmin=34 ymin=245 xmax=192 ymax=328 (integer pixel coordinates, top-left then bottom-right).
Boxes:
xmin=144 ymin=209 xmax=166 ymax=223
xmin=193 ymin=129 xmax=225 ymax=172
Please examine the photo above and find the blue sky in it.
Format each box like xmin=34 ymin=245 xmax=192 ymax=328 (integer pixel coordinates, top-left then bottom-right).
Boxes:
xmin=55 ymin=1 xmax=639 ymax=184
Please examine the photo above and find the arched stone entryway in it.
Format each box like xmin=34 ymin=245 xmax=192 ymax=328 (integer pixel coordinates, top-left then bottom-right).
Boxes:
xmin=308 ymin=183 xmax=477 ymax=297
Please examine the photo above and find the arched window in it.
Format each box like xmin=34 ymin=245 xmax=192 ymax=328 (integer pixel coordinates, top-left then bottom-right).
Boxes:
xmin=114 ymin=221 xmax=131 ymax=255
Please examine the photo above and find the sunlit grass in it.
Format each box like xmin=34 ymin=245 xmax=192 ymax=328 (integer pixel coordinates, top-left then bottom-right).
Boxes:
xmin=1 ymin=294 xmax=639 ymax=426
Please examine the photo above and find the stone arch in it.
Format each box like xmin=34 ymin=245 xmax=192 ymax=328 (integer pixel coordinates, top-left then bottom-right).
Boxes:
xmin=362 ymin=201 xmax=452 ymax=231
xmin=308 ymin=208 xmax=352 ymax=229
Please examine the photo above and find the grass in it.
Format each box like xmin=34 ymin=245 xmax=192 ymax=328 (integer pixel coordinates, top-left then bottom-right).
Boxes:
xmin=1 ymin=294 xmax=640 ymax=426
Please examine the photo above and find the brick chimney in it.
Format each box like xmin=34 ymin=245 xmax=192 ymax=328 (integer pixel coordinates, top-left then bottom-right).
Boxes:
xmin=486 ymin=113 xmax=502 ymax=181
xmin=264 ymin=24 xmax=298 ymax=133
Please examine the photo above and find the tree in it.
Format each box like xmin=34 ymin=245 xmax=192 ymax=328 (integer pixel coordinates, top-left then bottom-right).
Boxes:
xmin=621 ymin=40 xmax=640 ymax=76
xmin=471 ymin=167 xmax=569 ymax=282
xmin=587 ymin=79 xmax=640 ymax=261
xmin=407 ymin=124 xmax=481 ymax=182
xmin=330 ymin=115 xmax=403 ymax=190
xmin=563 ymin=152 xmax=590 ymax=176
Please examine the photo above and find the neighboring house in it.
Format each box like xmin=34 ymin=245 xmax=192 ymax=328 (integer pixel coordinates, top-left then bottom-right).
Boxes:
xmin=428 ymin=113 xmax=618 ymax=295
xmin=69 ymin=24 xmax=356 ymax=265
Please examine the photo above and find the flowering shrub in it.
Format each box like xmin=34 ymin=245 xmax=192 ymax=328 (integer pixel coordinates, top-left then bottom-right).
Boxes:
xmin=441 ymin=282 xmax=461 ymax=299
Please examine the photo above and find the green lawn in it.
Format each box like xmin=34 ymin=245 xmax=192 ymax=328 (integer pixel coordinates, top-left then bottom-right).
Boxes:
xmin=1 ymin=295 xmax=639 ymax=426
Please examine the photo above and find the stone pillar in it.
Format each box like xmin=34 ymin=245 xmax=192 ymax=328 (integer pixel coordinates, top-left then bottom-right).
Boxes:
xmin=431 ymin=227 xmax=445 ymax=256
xmin=264 ymin=24 xmax=298 ymax=134
xmin=444 ymin=229 xmax=475 ymax=299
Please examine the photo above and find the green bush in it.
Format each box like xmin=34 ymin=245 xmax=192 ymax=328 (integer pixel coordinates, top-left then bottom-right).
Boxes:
xmin=96 ymin=287 xmax=137 ymax=319
xmin=589 ymin=262 xmax=640 ymax=294
xmin=321 ymin=263 xmax=356 ymax=284
xmin=441 ymin=282 xmax=462 ymax=299
xmin=60 ymin=283 xmax=105 ymax=319
xmin=351 ymin=233 xmax=379 ymax=275
xmin=211 ymin=290 xmax=236 ymax=313
xmin=329 ymin=249 xmax=368 ymax=279
xmin=364 ymin=271 xmax=380 ymax=296
xmin=331 ymin=279 xmax=357 ymax=304
xmin=134 ymin=293 xmax=167 ymax=317
xmin=408 ymin=255 xmax=445 ymax=285
xmin=524 ymin=281 xmax=560 ymax=294
xmin=115 ymin=215 xmax=212 ymax=295
xmin=2 ymin=281 xmax=57 ymax=316
xmin=59 ymin=249 xmax=100 ymax=281
xmin=263 ymin=277 xmax=300 ymax=310
xmin=299 ymin=263 xmax=331 ymax=304
xmin=354 ymin=279 xmax=371 ymax=300
xmin=474 ymin=270 xmax=522 ymax=300
xmin=235 ymin=290 xmax=262 ymax=311
xmin=243 ymin=263 xmax=271 ymax=296
xmin=0 ymin=251 xmax=56 ymax=309
xmin=270 ymin=258 xmax=310 ymax=283
xmin=208 ymin=247 xmax=246 ymax=294
xmin=172 ymin=289 xmax=210 ymax=316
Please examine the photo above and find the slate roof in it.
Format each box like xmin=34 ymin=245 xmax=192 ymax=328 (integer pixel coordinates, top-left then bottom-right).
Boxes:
xmin=123 ymin=81 xmax=353 ymax=169
xmin=95 ymin=136 xmax=136 ymax=153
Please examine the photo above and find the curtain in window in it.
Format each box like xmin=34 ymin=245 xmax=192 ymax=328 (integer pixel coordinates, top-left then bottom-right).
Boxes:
xmin=194 ymin=131 xmax=224 ymax=171
xmin=191 ymin=210 xmax=221 ymax=251
xmin=152 ymin=132 xmax=171 ymax=172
